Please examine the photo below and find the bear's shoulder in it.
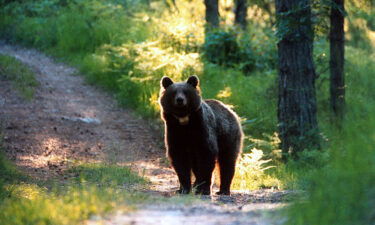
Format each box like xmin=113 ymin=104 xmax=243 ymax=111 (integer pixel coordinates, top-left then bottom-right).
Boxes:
xmin=204 ymin=99 xmax=240 ymax=124
xmin=204 ymin=99 xmax=231 ymax=113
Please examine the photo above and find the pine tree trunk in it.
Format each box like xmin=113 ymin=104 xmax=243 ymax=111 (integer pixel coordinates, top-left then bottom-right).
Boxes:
xmin=234 ymin=0 xmax=247 ymax=29
xmin=330 ymin=0 xmax=345 ymax=120
xmin=204 ymin=0 xmax=219 ymax=28
xmin=276 ymin=0 xmax=320 ymax=160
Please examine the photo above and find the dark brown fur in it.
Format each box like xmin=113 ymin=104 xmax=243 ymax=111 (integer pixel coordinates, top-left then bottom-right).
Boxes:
xmin=159 ymin=75 xmax=243 ymax=195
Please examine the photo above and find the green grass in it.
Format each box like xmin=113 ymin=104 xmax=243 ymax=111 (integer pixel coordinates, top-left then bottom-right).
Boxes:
xmin=0 ymin=184 xmax=140 ymax=225
xmin=281 ymin=46 xmax=375 ymax=225
xmin=285 ymin=118 xmax=375 ymax=225
xmin=0 ymin=146 xmax=204 ymax=225
xmin=0 ymin=127 xmax=150 ymax=225
xmin=68 ymin=163 xmax=148 ymax=186
xmin=0 ymin=54 xmax=38 ymax=100
xmin=0 ymin=150 xmax=28 ymax=200
xmin=0 ymin=157 xmax=150 ymax=225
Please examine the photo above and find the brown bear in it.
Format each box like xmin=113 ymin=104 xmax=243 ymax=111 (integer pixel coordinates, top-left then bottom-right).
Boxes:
xmin=159 ymin=75 xmax=243 ymax=195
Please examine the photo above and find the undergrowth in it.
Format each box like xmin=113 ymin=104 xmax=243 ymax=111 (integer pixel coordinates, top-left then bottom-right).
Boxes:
xmin=0 ymin=152 xmax=150 ymax=225
xmin=283 ymin=46 xmax=375 ymax=225
xmin=0 ymin=54 xmax=38 ymax=100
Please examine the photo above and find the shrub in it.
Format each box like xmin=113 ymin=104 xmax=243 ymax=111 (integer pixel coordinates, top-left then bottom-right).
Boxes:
xmin=232 ymin=148 xmax=280 ymax=190
xmin=203 ymin=29 xmax=276 ymax=75
xmin=203 ymin=31 xmax=242 ymax=66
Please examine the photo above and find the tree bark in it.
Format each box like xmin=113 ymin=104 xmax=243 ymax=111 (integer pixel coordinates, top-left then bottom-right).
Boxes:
xmin=204 ymin=0 xmax=220 ymax=29
xmin=330 ymin=0 xmax=345 ymax=120
xmin=276 ymin=0 xmax=320 ymax=160
xmin=234 ymin=0 xmax=247 ymax=30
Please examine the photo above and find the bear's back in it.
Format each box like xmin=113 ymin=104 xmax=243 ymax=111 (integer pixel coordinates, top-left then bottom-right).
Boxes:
xmin=204 ymin=99 xmax=241 ymax=136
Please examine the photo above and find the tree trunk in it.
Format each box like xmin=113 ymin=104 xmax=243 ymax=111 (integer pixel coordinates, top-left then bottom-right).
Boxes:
xmin=330 ymin=0 xmax=345 ymax=120
xmin=204 ymin=0 xmax=220 ymax=28
xmin=276 ymin=0 xmax=320 ymax=160
xmin=234 ymin=0 xmax=247 ymax=30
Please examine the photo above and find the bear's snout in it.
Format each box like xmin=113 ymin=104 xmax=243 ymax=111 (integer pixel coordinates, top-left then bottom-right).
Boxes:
xmin=175 ymin=93 xmax=187 ymax=107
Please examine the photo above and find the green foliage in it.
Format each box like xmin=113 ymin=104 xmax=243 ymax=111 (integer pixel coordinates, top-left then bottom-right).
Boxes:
xmin=82 ymin=45 xmax=138 ymax=92
xmin=232 ymin=149 xmax=280 ymax=190
xmin=0 ymin=0 xmax=279 ymax=126
xmin=284 ymin=46 xmax=375 ymax=224
xmin=203 ymin=28 xmax=277 ymax=75
xmin=285 ymin=125 xmax=375 ymax=225
xmin=55 ymin=1 xmax=123 ymax=53
xmin=203 ymin=31 xmax=242 ymax=66
xmin=0 ymin=0 xmax=150 ymax=51
xmin=200 ymin=63 xmax=277 ymax=137
xmin=0 ymin=54 xmax=38 ymax=100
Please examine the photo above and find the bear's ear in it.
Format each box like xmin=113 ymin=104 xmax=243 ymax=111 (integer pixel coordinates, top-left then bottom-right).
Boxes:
xmin=187 ymin=75 xmax=199 ymax=88
xmin=161 ymin=76 xmax=174 ymax=89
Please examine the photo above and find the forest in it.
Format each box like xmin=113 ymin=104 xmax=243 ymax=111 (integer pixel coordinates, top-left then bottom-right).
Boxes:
xmin=0 ymin=0 xmax=374 ymax=224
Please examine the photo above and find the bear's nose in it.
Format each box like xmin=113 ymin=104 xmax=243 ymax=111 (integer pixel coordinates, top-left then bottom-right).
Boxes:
xmin=176 ymin=97 xmax=185 ymax=106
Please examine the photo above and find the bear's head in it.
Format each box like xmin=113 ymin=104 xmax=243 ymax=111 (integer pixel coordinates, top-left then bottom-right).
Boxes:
xmin=159 ymin=75 xmax=201 ymax=124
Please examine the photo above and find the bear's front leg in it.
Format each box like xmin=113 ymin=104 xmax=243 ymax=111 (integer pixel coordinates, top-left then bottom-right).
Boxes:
xmin=192 ymin=150 xmax=216 ymax=195
xmin=169 ymin=149 xmax=192 ymax=194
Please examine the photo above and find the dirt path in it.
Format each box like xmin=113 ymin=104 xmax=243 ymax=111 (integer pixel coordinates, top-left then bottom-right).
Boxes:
xmin=0 ymin=43 xmax=167 ymax=181
xmin=0 ymin=43 xmax=288 ymax=225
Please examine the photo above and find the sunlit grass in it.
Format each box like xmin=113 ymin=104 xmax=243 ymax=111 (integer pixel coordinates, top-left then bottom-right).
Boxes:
xmin=68 ymin=163 xmax=148 ymax=186
xmin=0 ymin=183 xmax=146 ymax=225
xmin=0 ymin=125 xmax=149 ymax=225
xmin=0 ymin=160 xmax=150 ymax=225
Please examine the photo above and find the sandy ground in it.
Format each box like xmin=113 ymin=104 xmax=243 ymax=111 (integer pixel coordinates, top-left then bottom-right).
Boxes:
xmin=0 ymin=43 xmax=289 ymax=225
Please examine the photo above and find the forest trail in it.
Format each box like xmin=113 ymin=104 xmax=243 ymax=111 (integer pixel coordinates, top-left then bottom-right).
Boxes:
xmin=0 ymin=43 xmax=288 ymax=225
